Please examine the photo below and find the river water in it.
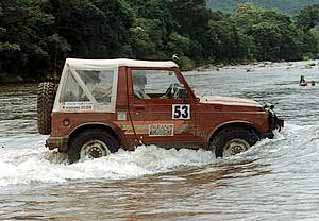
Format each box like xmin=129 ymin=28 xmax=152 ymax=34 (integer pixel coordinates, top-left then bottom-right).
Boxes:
xmin=0 ymin=61 xmax=319 ymax=220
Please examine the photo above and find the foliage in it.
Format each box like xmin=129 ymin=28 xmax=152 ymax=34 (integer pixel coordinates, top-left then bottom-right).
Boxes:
xmin=233 ymin=5 xmax=304 ymax=61
xmin=208 ymin=0 xmax=319 ymax=15
xmin=0 ymin=0 xmax=319 ymax=82
xmin=297 ymin=4 xmax=319 ymax=29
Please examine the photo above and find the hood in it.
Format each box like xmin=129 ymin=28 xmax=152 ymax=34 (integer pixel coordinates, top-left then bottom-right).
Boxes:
xmin=200 ymin=96 xmax=263 ymax=107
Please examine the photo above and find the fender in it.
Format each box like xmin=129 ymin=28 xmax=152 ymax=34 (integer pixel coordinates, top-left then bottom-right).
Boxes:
xmin=68 ymin=122 xmax=129 ymax=150
xmin=207 ymin=120 xmax=260 ymax=144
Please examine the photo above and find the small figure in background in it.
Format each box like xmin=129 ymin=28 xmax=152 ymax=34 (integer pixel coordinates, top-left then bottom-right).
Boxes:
xmin=299 ymin=75 xmax=307 ymax=86
xmin=299 ymin=75 xmax=316 ymax=86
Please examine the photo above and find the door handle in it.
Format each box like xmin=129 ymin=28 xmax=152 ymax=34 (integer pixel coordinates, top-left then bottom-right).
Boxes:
xmin=135 ymin=105 xmax=146 ymax=110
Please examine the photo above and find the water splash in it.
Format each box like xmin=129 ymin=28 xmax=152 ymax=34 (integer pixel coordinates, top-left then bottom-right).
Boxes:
xmin=0 ymin=141 xmax=217 ymax=187
xmin=0 ymin=124 xmax=304 ymax=187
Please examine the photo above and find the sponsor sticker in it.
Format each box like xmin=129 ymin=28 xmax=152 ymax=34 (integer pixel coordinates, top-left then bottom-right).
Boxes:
xmin=120 ymin=124 xmax=148 ymax=134
xmin=149 ymin=124 xmax=174 ymax=136
xmin=62 ymin=102 xmax=94 ymax=110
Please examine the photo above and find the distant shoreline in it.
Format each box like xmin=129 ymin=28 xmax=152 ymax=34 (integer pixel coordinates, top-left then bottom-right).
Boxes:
xmin=1 ymin=60 xmax=318 ymax=85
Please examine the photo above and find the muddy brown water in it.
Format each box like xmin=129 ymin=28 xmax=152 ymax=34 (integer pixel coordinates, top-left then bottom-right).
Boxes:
xmin=1 ymin=61 xmax=319 ymax=220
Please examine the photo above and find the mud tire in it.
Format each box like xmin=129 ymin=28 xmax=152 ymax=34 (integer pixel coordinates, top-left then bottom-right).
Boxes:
xmin=68 ymin=129 xmax=120 ymax=163
xmin=37 ymin=82 xmax=58 ymax=135
xmin=210 ymin=127 xmax=259 ymax=158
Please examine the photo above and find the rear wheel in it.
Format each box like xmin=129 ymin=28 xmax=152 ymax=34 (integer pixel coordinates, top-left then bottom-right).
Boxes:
xmin=68 ymin=129 xmax=120 ymax=163
xmin=210 ymin=127 xmax=259 ymax=158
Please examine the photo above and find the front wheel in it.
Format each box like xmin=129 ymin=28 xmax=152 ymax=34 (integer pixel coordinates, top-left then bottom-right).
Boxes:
xmin=68 ymin=129 xmax=120 ymax=163
xmin=210 ymin=127 xmax=259 ymax=158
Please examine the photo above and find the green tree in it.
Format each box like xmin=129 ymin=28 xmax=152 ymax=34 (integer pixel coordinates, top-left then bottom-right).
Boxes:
xmin=169 ymin=0 xmax=209 ymax=38
xmin=233 ymin=4 xmax=304 ymax=61
xmin=0 ymin=0 xmax=56 ymax=81
xmin=167 ymin=32 xmax=192 ymax=56
xmin=297 ymin=4 xmax=319 ymax=30
xmin=128 ymin=0 xmax=173 ymax=59
xmin=206 ymin=18 xmax=255 ymax=63
xmin=44 ymin=0 xmax=134 ymax=58
xmin=130 ymin=18 xmax=157 ymax=58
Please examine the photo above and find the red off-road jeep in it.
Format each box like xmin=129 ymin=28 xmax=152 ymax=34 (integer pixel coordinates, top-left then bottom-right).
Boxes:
xmin=38 ymin=58 xmax=284 ymax=162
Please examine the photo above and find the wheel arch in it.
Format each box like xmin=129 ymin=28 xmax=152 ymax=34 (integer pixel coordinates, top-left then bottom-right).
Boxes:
xmin=67 ymin=123 xmax=126 ymax=150
xmin=208 ymin=121 xmax=261 ymax=143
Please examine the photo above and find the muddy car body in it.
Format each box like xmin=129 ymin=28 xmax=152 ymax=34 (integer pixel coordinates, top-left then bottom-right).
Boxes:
xmin=39 ymin=58 xmax=284 ymax=162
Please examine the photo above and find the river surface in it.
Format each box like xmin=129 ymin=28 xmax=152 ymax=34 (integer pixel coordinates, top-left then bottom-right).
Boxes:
xmin=0 ymin=61 xmax=319 ymax=220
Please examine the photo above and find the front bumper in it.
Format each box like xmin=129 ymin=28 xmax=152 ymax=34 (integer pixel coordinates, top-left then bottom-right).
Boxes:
xmin=269 ymin=112 xmax=284 ymax=131
xmin=46 ymin=136 xmax=69 ymax=151
xmin=263 ymin=110 xmax=284 ymax=139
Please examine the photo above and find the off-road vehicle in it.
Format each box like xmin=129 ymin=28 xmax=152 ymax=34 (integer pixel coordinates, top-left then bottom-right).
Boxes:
xmin=38 ymin=58 xmax=284 ymax=162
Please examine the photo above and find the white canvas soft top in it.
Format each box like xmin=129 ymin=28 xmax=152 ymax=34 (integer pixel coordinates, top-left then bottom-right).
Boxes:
xmin=53 ymin=58 xmax=178 ymax=113
xmin=66 ymin=58 xmax=179 ymax=70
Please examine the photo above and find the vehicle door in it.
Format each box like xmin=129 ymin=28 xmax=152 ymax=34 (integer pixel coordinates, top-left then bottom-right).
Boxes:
xmin=127 ymin=68 xmax=200 ymax=147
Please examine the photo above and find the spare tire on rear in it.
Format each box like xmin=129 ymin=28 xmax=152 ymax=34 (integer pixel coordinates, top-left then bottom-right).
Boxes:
xmin=37 ymin=82 xmax=58 ymax=135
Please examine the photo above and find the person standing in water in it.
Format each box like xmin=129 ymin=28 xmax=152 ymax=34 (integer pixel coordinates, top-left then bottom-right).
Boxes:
xmin=300 ymin=75 xmax=307 ymax=86
xmin=299 ymin=75 xmax=316 ymax=86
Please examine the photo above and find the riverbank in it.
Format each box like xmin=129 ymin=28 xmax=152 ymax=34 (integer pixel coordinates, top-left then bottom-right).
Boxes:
xmin=0 ymin=72 xmax=58 ymax=85
xmin=195 ymin=60 xmax=319 ymax=73
xmin=1 ymin=59 xmax=318 ymax=85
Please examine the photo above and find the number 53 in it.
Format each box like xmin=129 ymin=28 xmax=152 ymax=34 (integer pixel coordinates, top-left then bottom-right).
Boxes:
xmin=172 ymin=104 xmax=190 ymax=120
